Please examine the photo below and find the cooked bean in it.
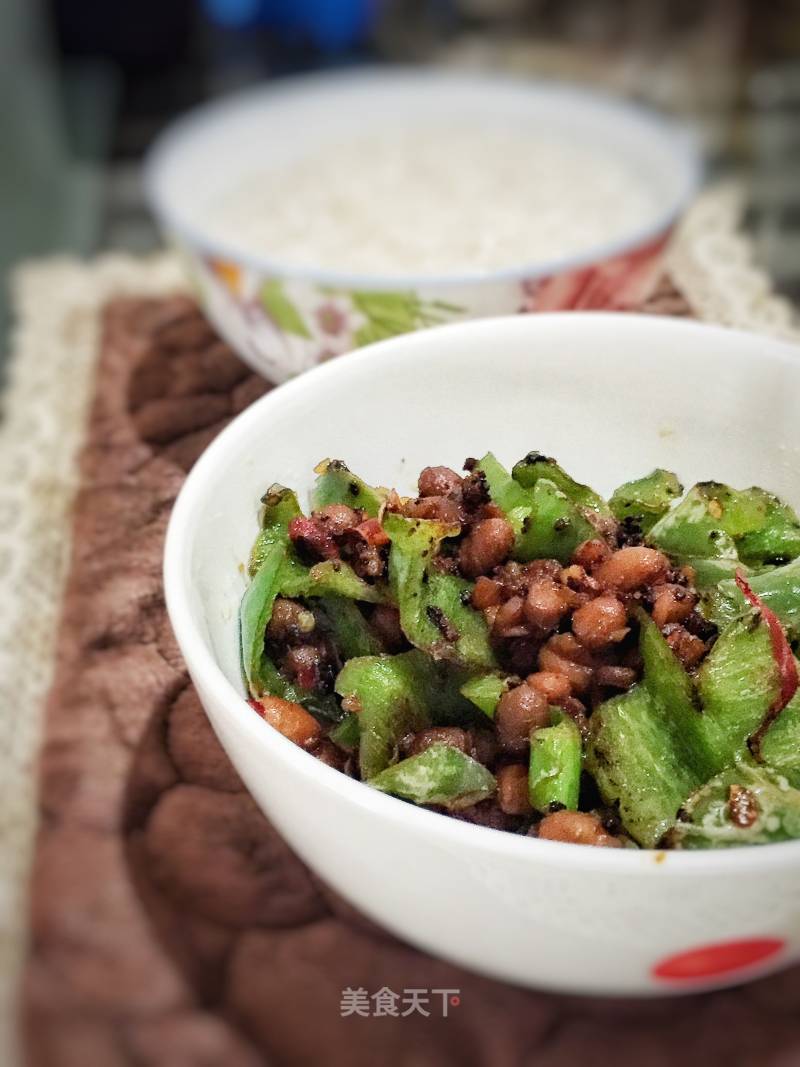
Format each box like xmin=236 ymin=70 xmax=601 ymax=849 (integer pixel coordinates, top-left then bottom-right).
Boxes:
xmin=403 ymin=495 xmax=463 ymax=524
xmin=572 ymin=538 xmax=612 ymax=571
xmin=536 ymin=810 xmax=621 ymax=847
xmin=526 ymin=670 xmax=572 ymax=705
xmin=284 ymin=644 xmax=327 ymax=690
xmin=491 ymin=596 xmax=528 ymax=638
xmin=497 ymin=764 xmax=533 ymax=815
xmin=288 ymin=516 xmax=339 ymax=561
xmin=418 ymin=465 xmax=463 ymax=498
xmin=594 ymin=546 xmax=669 ymax=592
xmin=314 ymin=503 xmax=359 ymax=536
xmin=266 ymin=597 xmax=316 ymax=641
xmin=468 ymin=729 xmax=499 ymax=767
xmin=651 ymin=583 xmax=697 ymax=628
xmin=538 ymin=633 xmax=594 ymax=694
xmin=471 ymin=576 xmax=503 ymax=610
xmin=254 ymin=695 xmax=321 ymax=748
xmin=664 ymin=624 xmax=707 ymax=669
xmin=594 ymin=664 xmax=638 ymax=690
xmin=310 ymin=738 xmax=349 ymax=771
xmin=560 ymin=564 xmax=601 ymax=598
xmin=459 ymin=517 xmax=515 ymax=578
xmin=524 ymin=558 xmax=563 ymax=583
xmin=369 ymin=604 xmax=405 ymax=651
xmin=408 ymin=727 xmax=470 ymax=757
xmin=523 ymin=579 xmax=570 ymax=632
xmin=495 ymin=683 xmax=550 ymax=755
xmin=571 ymin=595 xmax=628 ymax=650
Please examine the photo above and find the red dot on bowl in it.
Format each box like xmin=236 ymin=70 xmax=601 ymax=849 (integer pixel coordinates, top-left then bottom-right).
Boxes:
xmin=652 ymin=938 xmax=784 ymax=982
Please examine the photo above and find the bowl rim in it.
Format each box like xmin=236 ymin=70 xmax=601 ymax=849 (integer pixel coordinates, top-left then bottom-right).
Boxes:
xmin=164 ymin=311 xmax=800 ymax=875
xmin=144 ymin=66 xmax=702 ymax=292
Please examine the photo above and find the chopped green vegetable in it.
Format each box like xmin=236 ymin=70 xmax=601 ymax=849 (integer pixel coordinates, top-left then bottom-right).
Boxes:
xmin=248 ymin=485 xmax=302 ymax=576
xmin=587 ymin=684 xmax=702 ymax=848
xmin=706 ymin=555 xmax=800 ymax=639
xmin=609 ymin=469 xmax=683 ymax=533
xmin=384 ymin=513 xmax=496 ymax=669
xmin=315 ymin=597 xmax=384 ymax=659
xmin=528 ymin=715 xmax=582 ymax=812
xmin=368 ymin=744 xmax=496 ymax=809
xmin=335 ymin=651 xmax=473 ymax=778
xmin=330 ymin=712 xmax=360 ymax=750
xmin=668 ymin=758 xmax=800 ymax=848
xmin=459 ymin=673 xmax=510 ymax=718
xmin=476 ymin=452 xmax=532 ymax=539
xmin=516 ymin=478 xmax=598 ymax=564
xmin=512 ymin=451 xmax=610 ymax=515
xmin=240 ymin=542 xmax=287 ymax=694
xmin=312 ymin=459 xmax=386 ymax=517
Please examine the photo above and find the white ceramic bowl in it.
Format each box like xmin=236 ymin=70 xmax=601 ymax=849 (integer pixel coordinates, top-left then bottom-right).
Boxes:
xmin=164 ymin=313 xmax=800 ymax=995
xmin=145 ymin=69 xmax=699 ymax=382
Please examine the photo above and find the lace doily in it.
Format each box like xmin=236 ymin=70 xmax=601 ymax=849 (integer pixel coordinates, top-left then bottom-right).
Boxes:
xmin=0 ymin=187 xmax=796 ymax=1066
xmin=0 ymin=254 xmax=184 ymax=1066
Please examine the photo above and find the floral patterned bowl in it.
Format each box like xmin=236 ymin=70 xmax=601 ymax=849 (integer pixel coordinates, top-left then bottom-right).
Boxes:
xmin=145 ymin=69 xmax=700 ymax=383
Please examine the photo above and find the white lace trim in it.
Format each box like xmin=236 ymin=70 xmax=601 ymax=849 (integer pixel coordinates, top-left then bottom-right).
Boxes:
xmin=0 ymin=188 xmax=796 ymax=1065
xmin=0 ymin=254 xmax=184 ymax=1067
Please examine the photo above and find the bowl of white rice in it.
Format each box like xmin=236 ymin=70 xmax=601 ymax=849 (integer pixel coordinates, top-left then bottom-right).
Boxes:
xmin=145 ymin=68 xmax=699 ymax=382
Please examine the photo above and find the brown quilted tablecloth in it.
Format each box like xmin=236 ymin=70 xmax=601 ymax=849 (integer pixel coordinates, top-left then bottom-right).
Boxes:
xmin=22 ymin=287 xmax=800 ymax=1067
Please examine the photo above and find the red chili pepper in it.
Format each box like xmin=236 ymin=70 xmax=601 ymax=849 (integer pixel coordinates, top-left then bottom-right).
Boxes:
xmin=735 ymin=569 xmax=798 ymax=758
xmin=355 ymin=518 xmax=390 ymax=547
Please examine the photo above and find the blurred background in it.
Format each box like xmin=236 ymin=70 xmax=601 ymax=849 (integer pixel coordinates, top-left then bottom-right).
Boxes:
xmin=1 ymin=0 xmax=799 ymax=367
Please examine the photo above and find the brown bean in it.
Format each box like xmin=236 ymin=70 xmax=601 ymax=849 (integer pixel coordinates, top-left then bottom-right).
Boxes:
xmin=571 ymin=595 xmax=629 ymax=650
xmin=651 ymin=584 xmax=697 ymax=628
xmin=468 ymin=729 xmax=498 ymax=767
xmin=418 ymin=465 xmax=463 ymax=498
xmin=370 ymin=604 xmax=405 ymax=651
xmin=664 ymin=624 xmax=707 ymax=669
xmin=538 ymin=633 xmax=594 ymax=694
xmin=572 ymin=538 xmax=612 ymax=571
xmin=266 ymin=597 xmax=316 ymax=641
xmin=314 ymin=503 xmax=359 ymax=536
xmin=459 ymin=517 xmax=515 ymax=578
xmin=594 ymin=665 xmax=638 ymax=690
xmin=310 ymin=738 xmax=349 ymax=771
xmin=255 ymin=695 xmax=321 ymax=748
xmin=523 ymin=579 xmax=570 ymax=632
xmin=536 ymin=810 xmax=621 ymax=847
xmin=471 ymin=576 xmax=503 ymax=610
xmin=497 ymin=764 xmax=533 ymax=815
xmin=408 ymin=727 xmax=470 ymax=757
xmin=526 ymin=670 xmax=572 ymax=705
xmin=492 ymin=596 xmax=528 ymax=638
xmin=284 ymin=644 xmax=328 ymax=690
xmin=495 ymin=684 xmax=549 ymax=755
xmin=403 ymin=495 xmax=463 ymax=524
xmin=594 ymin=546 xmax=670 ymax=592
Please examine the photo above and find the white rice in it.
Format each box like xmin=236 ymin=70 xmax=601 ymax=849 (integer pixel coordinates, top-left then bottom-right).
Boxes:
xmin=206 ymin=124 xmax=659 ymax=276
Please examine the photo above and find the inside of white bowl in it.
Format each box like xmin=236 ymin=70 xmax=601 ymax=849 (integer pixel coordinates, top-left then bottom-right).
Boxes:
xmin=146 ymin=69 xmax=698 ymax=284
xmin=168 ymin=314 xmax=800 ymax=701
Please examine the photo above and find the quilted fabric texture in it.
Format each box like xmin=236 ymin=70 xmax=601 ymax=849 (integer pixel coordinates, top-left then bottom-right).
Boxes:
xmin=22 ymin=293 xmax=800 ymax=1067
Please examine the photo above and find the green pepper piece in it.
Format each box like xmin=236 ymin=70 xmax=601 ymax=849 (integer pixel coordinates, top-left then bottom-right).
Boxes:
xmin=516 ymin=478 xmax=598 ymax=564
xmin=240 ymin=542 xmax=287 ymax=695
xmin=384 ymin=513 xmax=496 ymax=669
xmin=586 ymin=684 xmax=702 ymax=848
xmin=695 ymin=613 xmax=781 ymax=772
xmin=706 ymin=556 xmax=800 ymax=639
xmin=609 ymin=469 xmax=683 ymax=534
xmin=637 ymin=611 xmax=716 ymax=779
xmin=667 ymin=758 xmax=800 ymax=848
xmin=459 ymin=673 xmax=510 ymax=718
xmin=248 ymin=485 xmax=303 ymax=576
xmin=330 ymin=712 xmax=360 ymax=750
xmin=476 ymin=452 xmax=532 ymax=538
xmin=512 ymin=451 xmax=610 ymax=515
xmin=648 ymin=482 xmax=800 ymax=573
xmin=279 ymin=558 xmax=384 ymax=604
xmin=315 ymin=596 xmax=384 ymax=659
xmin=335 ymin=650 xmax=474 ymax=778
xmin=528 ymin=714 xmax=582 ymax=812
xmin=760 ymin=689 xmax=800 ymax=785
xmin=312 ymin=459 xmax=386 ymax=517
xmin=368 ymin=744 xmax=496 ymax=809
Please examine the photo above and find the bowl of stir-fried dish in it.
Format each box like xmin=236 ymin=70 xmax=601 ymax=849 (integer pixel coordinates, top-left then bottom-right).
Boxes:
xmin=165 ymin=312 xmax=800 ymax=994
